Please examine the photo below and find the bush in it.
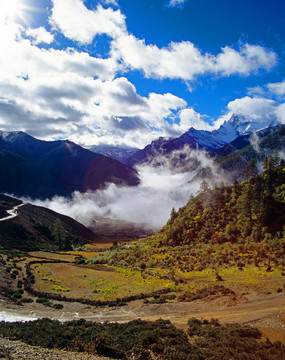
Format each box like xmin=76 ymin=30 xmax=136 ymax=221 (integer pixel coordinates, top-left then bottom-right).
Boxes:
xmin=53 ymin=304 xmax=63 ymax=310
xmin=0 ymin=317 xmax=283 ymax=360
xmin=36 ymin=298 xmax=52 ymax=307
xmin=12 ymin=291 xmax=22 ymax=299
xmin=187 ymin=318 xmax=285 ymax=360
xmin=21 ymin=298 xmax=34 ymax=303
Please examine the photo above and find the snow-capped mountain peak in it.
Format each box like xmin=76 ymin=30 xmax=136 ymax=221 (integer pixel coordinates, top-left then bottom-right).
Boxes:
xmin=227 ymin=113 xmax=278 ymax=135
xmin=186 ymin=112 xmax=280 ymax=150
xmin=0 ymin=130 xmax=26 ymax=142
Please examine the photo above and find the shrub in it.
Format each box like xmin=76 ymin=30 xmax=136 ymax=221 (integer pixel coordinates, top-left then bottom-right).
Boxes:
xmin=52 ymin=285 xmax=71 ymax=292
xmin=36 ymin=298 xmax=52 ymax=307
xmin=53 ymin=304 xmax=64 ymax=310
xmin=21 ymin=298 xmax=34 ymax=303
xmin=12 ymin=291 xmax=22 ymax=299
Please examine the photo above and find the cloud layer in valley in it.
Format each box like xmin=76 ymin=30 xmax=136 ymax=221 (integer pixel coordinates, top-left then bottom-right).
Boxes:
xmin=29 ymin=147 xmax=224 ymax=230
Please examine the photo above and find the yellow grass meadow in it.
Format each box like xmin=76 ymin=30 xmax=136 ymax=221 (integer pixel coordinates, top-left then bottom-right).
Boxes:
xmin=31 ymin=262 xmax=174 ymax=301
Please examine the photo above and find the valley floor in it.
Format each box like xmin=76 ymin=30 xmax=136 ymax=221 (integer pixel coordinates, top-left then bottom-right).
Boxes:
xmin=1 ymin=289 xmax=285 ymax=344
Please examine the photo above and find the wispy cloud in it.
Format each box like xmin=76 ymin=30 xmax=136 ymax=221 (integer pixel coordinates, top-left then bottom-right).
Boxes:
xmin=268 ymin=79 xmax=285 ymax=96
xmin=168 ymin=0 xmax=188 ymax=8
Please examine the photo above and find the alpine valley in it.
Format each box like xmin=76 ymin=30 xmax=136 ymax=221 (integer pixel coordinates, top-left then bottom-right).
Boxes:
xmin=1 ymin=0 xmax=285 ymax=358
xmin=0 ymin=113 xmax=285 ymax=360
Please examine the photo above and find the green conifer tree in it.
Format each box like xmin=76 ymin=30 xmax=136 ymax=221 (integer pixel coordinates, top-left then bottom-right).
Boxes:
xmin=52 ymin=219 xmax=67 ymax=250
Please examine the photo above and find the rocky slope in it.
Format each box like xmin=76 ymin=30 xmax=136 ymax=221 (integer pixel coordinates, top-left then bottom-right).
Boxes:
xmin=0 ymin=338 xmax=111 ymax=360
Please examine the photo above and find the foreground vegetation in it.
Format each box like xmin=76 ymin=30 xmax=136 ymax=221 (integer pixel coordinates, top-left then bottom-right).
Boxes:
xmin=0 ymin=317 xmax=284 ymax=360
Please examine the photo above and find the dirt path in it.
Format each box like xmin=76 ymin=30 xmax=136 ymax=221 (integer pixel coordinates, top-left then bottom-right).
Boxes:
xmin=1 ymin=291 xmax=284 ymax=342
xmin=0 ymin=203 xmax=24 ymax=222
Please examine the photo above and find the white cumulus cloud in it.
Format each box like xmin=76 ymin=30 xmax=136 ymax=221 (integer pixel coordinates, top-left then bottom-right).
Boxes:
xmin=226 ymin=96 xmax=277 ymax=118
xmin=25 ymin=27 xmax=54 ymax=45
xmin=50 ymin=0 xmax=126 ymax=44
xmin=111 ymin=35 xmax=277 ymax=81
xmin=0 ymin=0 xmax=281 ymax=149
xmin=176 ymin=108 xmax=213 ymax=132
xmin=49 ymin=1 xmax=277 ymax=81
xmin=214 ymin=95 xmax=285 ymax=130
xmin=268 ymin=79 xmax=285 ymax=96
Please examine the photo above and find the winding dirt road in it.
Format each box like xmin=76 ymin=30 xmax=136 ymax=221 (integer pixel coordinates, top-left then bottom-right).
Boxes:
xmin=0 ymin=203 xmax=24 ymax=222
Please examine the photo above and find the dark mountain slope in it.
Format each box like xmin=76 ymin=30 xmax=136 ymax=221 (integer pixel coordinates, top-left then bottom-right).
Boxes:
xmin=0 ymin=195 xmax=97 ymax=251
xmin=0 ymin=194 xmax=21 ymax=219
xmin=0 ymin=131 xmax=140 ymax=198
xmin=216 ymin=126 xmax=285 ymax=180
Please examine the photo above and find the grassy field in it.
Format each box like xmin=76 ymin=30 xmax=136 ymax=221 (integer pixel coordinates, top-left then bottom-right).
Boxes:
xmin=30 ymin=259 xmax=285 ymax=303
xmin=171 ymin=265 xmax=285 ymax=294
xmin=31 ymin=262 xmax=174 ymax=301
xmin=29 ymin=251 xmax=77 ymax=262
xmin=3 ymin=248 xmax=284 ymax=306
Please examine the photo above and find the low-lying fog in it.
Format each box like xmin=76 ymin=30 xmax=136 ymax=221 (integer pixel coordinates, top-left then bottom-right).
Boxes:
xmin=28 ymin=148 xmax=224 ymax=230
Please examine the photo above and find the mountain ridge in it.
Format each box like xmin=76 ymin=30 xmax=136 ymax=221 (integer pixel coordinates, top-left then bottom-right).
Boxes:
xmin=0 ymin=194 xmax=97 ymax=251
xmin=127 ymin=113 xmax=280 ymax=166
xmin=0 ymin=131 xmax=140 ymax=199
xmin=88 ymin=144 xmax=139 ymax=165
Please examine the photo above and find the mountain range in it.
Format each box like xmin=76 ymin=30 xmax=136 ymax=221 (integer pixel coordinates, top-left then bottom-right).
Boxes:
xmin=126 ymin=114 xmax=280 ymax=167
xmin=0 ymin=131 xmax=140 ymax=199
xmin=0 ymin=113 xmax=284 ymax=200
xmin=89 ymin=144 xmax=138 ymax=165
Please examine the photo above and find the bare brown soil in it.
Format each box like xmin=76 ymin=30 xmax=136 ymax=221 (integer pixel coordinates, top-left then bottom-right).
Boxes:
xmin=76 ymin=264 xmax=115 ymax=272
xmin=1 ymin=291 xmax=284 ymax=343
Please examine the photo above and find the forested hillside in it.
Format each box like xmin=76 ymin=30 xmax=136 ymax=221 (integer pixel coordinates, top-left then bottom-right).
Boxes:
xmin=93 ymin=157 xmax=285 ymax=272
xmin=152 ymin=156 xmax=285 ymax=268
xmin=159 ymin=157 xmax=285 ymax=246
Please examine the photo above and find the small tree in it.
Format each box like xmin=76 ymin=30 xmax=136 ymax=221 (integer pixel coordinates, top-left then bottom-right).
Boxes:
xmin=198 ymin=179 xmax=210 ymax=194
xmin=52 ymin=219 xmax=67 ymax=250
xmin=168 ymin=207 xmax=178 ymax=225
xmin=243 ymin=159 xmax=257 ymax=182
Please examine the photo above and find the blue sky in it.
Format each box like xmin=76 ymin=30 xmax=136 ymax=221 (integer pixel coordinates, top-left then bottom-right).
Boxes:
xmin=0 ymin=0 xmax=284 ymax=148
